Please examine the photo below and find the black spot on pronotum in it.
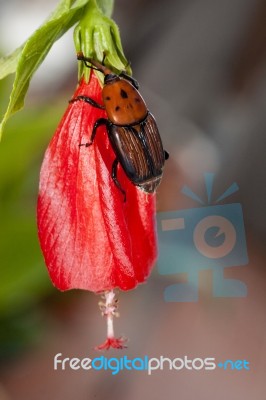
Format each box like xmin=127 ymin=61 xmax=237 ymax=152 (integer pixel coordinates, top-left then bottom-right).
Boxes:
xmin=115 ymin=106 xmax=120 ymax=111
xmin=105 ymin=96 xmax=111 ymax=100
xmin=135 ymin=98 xmax=141 ymax=103
xmin=120 ymin=89 xmax=128 ymax=99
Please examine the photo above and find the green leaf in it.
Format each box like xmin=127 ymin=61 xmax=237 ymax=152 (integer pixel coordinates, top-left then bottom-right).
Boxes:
xmin=0 ymin=0 xmax=90 ymax=140
xmin=0 ymin=46 xmax=23 ymax=80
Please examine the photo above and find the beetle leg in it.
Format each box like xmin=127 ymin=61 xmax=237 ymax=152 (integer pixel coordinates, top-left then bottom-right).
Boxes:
xmin=77 ymin=53 xmax=103 ymax=73
xmin=101 ymin=53 xmax=106 ymax=65
xmin=69 ymin=95 xmax=105 ymax=110
xmin=164 ymin=150 xmax=169 ymax=160
xmin=112 ymin=158 xmax=126 ymax=202
xmin=79 ymin=118 xmax=109 ymax=147
xmin=90 ymin=118 xmax=109 ymax=143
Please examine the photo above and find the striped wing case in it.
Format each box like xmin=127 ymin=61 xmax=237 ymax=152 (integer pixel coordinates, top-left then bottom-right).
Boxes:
xmin=109 ymin=112 xmax=165 ymax=193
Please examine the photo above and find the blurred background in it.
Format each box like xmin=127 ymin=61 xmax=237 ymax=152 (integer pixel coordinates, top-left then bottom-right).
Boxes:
xmin=0 ymin=0 xmax=266 ymax=398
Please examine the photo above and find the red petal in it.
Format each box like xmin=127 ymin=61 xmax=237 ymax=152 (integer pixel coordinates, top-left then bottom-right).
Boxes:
xmin=37 ymin=72 xmax=157 ymax=292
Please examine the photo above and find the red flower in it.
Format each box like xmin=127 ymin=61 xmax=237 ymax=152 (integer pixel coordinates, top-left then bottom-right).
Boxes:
xmin=37 ymin=72 xmax=157 ymax=348
xmin=37 ymin=72 xmax=157 ymax=293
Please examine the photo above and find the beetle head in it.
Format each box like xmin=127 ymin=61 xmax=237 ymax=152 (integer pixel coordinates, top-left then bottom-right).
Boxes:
xmin=104 ymin=74 xmax=120 ymax=85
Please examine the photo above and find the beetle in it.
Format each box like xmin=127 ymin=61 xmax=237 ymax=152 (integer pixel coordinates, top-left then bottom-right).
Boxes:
xmin=71 ymin=52 xmax=168 ymax=200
